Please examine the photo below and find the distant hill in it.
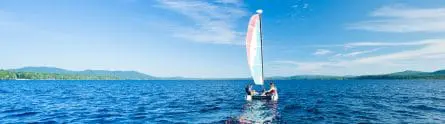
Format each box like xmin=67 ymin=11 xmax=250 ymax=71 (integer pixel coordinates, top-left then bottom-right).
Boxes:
xmin=354 ymin=70 xmax=445 ymax=80
xmin=12 ymin=67 xmax=60 ymax=73
xmin=5 ymin=66 xmax=445 ymax=80
xmin=79 ymin=70 xmax=154 ymax=80
xmin=273 ymin=70 xmax=445 ymax=80
xmin=433 ymin=70 xmax=445 ymax=74
xmin=387 ymin=70 xmax=428 ymax=76
xmin=10 ymin=67 xmax=156 ymax=80
xmin=270 ymin=75 xmax=346 ymax=80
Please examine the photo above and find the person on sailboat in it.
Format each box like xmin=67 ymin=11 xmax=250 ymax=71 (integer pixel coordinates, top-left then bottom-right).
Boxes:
xmin=245 ymin=84 xmax=257 ymax=96
xmin=263 ymin=82 xmax=277 ymax=96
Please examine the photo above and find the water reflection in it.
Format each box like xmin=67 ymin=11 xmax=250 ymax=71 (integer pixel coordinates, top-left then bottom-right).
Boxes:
xmin=227 ymin=100 xmax=280 ymax=123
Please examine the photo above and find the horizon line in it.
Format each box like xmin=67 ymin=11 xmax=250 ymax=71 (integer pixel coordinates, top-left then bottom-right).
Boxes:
xmin=2 ymin=66 xmax=444 ymax=79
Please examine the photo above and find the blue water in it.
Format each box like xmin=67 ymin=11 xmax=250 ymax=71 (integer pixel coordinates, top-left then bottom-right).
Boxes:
xmin=0 ymin=80 xmax=445 ymax=123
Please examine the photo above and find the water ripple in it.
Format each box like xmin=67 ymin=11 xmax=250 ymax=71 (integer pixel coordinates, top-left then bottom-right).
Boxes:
xmin=0 ymin=80 xmax=444 ymax=123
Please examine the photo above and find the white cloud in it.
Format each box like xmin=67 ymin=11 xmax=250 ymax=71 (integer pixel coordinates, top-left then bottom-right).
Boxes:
xmin=348 ymin=5 xmax=445 ymax=32
xmin=344 ymin=40 xmax=435 ymax=48
xmin=275 ymin=39 xmax=445 ymax=75
xmin=216 ymin=0 xmax=242 ymax=5
xmin=314 ymin=40 xmax=439 ymax=48
xmin=313 ymin=49 xmax=333 ymax=55
xmin=355 ymin=39 xmax=445 ymax=64
xmin=156 ymin=0 xmax=247 ymax=44
xmin=334 ymin=48 xmax=379 ymax=57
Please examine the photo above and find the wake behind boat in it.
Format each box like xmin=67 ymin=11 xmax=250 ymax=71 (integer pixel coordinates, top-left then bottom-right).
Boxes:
xmin=245 ymin=9 xmax=278 ymax=101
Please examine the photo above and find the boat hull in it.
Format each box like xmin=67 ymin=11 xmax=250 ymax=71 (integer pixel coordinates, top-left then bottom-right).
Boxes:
xmin=246 ymin=94 xmax=278 ymax=101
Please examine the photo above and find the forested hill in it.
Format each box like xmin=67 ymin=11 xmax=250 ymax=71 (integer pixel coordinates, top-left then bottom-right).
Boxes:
xmin=0 ymin=67 xmax=156 ymax=80
xmin=2 ymin=67 xmax=445 ymax=80
xmin=273 ymin=70 xmax=445 ymax=80
xmin=0 ymin=70 xmax=119 ymax=80
xmin=353 ymin=70 xmax=445 ymax=79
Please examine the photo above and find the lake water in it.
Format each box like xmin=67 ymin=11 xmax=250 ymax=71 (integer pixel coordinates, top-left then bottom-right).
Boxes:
xmin=0 ymin=80 xmax=444 ymax=123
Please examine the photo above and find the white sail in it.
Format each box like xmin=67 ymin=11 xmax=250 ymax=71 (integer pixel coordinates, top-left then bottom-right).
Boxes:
xmin=246 ymin=11 xmax=264 ymax=85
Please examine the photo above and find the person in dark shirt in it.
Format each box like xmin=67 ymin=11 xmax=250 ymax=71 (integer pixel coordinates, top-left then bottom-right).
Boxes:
xmin=245 ymin=84 xmax=256 ymax=95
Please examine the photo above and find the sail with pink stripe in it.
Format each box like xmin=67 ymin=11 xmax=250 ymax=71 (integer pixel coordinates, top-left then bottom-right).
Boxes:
xmin=245 ymin=12 xmax=263 ymax=85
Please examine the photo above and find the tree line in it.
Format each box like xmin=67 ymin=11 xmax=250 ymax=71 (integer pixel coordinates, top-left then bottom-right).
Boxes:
xmin=0 ymin=70 xmax=119 ymax=80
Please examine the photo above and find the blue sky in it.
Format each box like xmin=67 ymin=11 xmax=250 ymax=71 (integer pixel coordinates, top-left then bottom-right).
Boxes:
xmin=1 ymin=0 xmax=445 ymax=78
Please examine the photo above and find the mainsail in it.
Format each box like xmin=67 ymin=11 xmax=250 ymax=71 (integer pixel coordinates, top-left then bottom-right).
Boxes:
xmin=246 ymin=10 xmax=264 ymax=85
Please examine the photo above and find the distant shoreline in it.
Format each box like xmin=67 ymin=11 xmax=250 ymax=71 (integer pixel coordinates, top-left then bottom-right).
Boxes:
xmin=2 ymin=78 xmax=445 ymax=81
xmin=15 ymin=78 xmax=30 ymax=80
xmin=2 ymin=67 xmax=445 ymax=80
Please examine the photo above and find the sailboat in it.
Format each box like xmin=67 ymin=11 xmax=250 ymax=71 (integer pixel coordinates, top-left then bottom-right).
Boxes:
xmin=245 ymin=9 xmax=278 ymax=101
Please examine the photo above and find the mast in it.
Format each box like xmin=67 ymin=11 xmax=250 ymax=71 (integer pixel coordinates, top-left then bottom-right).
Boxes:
xmin=257 ymin=9 xmax=264 ymax=84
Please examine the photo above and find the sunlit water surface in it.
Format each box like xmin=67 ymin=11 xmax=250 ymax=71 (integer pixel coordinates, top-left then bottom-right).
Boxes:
xmin=0 ymin=80 xmax=444 ymax=123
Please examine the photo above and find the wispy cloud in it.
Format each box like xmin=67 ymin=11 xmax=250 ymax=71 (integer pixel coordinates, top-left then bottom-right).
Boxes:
xmin=334 ymin=48 xmax=380 ymax=57
xmin=216 ymin=0 xmax=242 ymax=5
xmin=275 ymin=39 xmax=445 ymax=75
xmin=348 ymin=5 xmax=445 ymax=33
xmin=344 ymin=40 xmax=435 ymax=48
xmin=155 ymin=0 xmax=247 ymax=44
xmin=312 ymin=40 xmax=436 ymax=49
xmin=289 ymin=1 xmax=311 ymax=20
xmin=313 ymin=49 xmax=333 ymax=55
xmin=355 ymin=39 xmax=445 ymax=64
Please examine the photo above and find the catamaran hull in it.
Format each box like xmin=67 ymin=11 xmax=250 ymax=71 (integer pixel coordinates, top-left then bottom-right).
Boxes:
xmin=246 ymin=95 xmax=252 ymax=101
xmin=246 ymin=94 xmax=278 ymax=101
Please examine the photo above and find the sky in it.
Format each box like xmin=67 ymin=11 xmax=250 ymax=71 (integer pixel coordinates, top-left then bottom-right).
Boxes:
xmin=1 ymin=0 xmax=445 ymax=78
